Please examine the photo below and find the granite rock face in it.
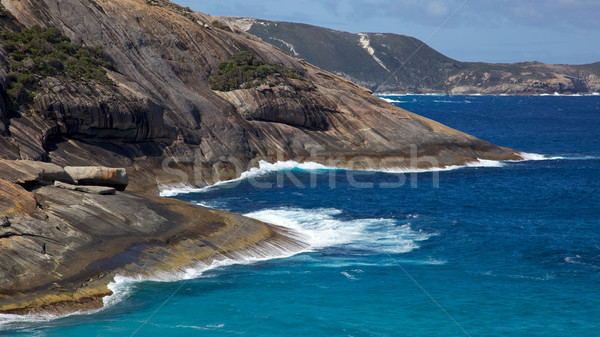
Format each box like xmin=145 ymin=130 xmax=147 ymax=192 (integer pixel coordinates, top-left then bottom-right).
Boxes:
xmin=216 ymin=79 xmax=335 ymax=130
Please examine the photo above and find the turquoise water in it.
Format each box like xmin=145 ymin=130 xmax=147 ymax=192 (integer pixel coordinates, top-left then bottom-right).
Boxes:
xmin=2 ymin=95 xmax=600 ymax=336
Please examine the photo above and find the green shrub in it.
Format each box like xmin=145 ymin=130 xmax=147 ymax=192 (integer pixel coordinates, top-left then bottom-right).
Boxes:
xmin=208 ymin=51 xmax=304 ymax=91
xmin=211 ymin=20 xmax=233 ymax=32
xmin=1 ymin=25 xmax=114 ymax=111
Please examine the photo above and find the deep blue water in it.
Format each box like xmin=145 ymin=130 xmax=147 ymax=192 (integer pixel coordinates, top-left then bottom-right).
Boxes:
xmin=3 ymin=95 xmax=600 ymax=336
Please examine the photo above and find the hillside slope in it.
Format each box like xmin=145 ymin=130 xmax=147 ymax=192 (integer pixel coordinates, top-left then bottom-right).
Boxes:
xmin=222 ymin=17 xmax=600 ymax=95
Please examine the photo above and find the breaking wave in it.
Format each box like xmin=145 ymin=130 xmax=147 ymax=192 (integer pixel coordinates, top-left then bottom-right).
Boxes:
xmin=244 ymin=207 xmax=432 ymax=255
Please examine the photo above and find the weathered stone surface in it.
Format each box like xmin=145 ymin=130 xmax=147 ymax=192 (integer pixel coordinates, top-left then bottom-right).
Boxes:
xmin=64 ymin=166 xmax=128 ymax=191
xmin=54 ymin=181 xmax=116 ymax=195
xmin=216 ymin=78 xmax=333 ymax=130
xmin=0 ymin=183 xmax=307 ymax=314
xmin=0 ymin=160 xmax=73 ymax=185
xmin=0 ymin=178 xmax=42 ymax=218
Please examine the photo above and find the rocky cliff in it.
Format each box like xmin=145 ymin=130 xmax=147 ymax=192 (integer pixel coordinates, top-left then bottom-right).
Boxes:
xmin=0 ymin=0 xmax=521 ymax=315
xmin=222 ymin=17 xmax=600 ymax=95
xmin=0 ymin=0 xmax=519 ymax=185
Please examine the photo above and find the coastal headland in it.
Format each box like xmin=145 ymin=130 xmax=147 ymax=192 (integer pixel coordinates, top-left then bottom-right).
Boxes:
xmin=0 ymin=0 xmax=521 ymax=315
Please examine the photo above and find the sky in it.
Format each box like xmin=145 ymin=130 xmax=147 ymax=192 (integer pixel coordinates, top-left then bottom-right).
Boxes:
xmin=172 ymin=0 xmax=600 ymax=65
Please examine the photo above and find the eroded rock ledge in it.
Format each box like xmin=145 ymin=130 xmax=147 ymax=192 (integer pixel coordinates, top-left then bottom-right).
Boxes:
xmin=0 ymin=160 xmax=307 ymax=315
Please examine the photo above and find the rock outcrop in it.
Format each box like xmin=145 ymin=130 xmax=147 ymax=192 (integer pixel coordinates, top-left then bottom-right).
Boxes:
xmin=64 ymin=166 xmax=128 ymax=191
xmin=0 ymin=165 xmax=306 ymax=314
xmin=0 ymin=0 xmax=520 ymax=191
xmin=0 ymin=0 xmax=525 ymax=315
xmin=216 ymin=79 xmax=334 ymax=130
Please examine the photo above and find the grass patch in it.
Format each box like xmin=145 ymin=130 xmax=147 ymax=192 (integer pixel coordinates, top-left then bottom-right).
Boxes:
xmin=208 ymin=51 xmax=304 ymax=91
xmin=1 ymin=25 xmax=114 ymax=111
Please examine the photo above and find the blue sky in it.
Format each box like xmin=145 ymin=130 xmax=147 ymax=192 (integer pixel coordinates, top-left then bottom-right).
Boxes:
xmin=173 ymin=0 xmax=600 ymax=65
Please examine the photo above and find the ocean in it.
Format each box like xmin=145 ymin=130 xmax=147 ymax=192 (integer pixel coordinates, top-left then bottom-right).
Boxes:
xmin=2 ymin=95 xmax=600 ymax=336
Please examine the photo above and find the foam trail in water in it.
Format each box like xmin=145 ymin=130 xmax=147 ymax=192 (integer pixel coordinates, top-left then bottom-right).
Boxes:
xmin=160 ymin=158 xmax=511 ymax=196
xmin=519 ymin=152 xmax=600 ymax=161
xmin=375 ymin=158 xmax=504 ymax=174
xmin=518 ymin=152 xmax=565 ymax=161
xmin=0 ymin=302 xmax=108 ymax=330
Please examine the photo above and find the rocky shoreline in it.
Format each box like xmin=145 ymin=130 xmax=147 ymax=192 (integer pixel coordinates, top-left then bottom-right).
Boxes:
xmin=0 ymin=160 xmax=308 ymax=315
xmin=0 ymin=0 xmax=524 ymax=317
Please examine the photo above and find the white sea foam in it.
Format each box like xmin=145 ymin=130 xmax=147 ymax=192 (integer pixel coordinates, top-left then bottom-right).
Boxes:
xmin=517 ymin=152 xmax=565 ymax=161
xmin=159 ymin=158 xmax=512 ymax=196
xmin=160 ymin=150 xmax=599 ymax=197
xmin=0 ymin=301 xmax=109 ymax=330
xmin=159 ymin=160 xmax=332 ymax=196
xmin=540 ymin=92 xmax=592 ymax=97
xmin=380 ymin=97 xmax=407 ymax=104
xmin=518 ymin=152 xmax=600 ymax=161
xmin=375 ymin=93 xmax=446 ymax=97
xmin=341 ymin=271 xmax=358 ymax=280
xmin=97 ymin=206 xmax=433 ymax=315
xmin=243 ymin=207 xmax=432 ymax=254
xmin=0 ymin=311 xmax=80 ymax=330
xmin=374 ymin=158 xmax=505 ymax=174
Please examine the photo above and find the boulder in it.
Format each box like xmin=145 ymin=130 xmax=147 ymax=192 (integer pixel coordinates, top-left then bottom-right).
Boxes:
xmin=54 ymin=181 xmax=116 ymax=195
xmin=64 ymin=166 xmax=128 ymax=191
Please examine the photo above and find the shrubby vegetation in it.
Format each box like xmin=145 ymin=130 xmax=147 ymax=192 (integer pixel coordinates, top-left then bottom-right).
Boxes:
xmin=145 ymin=0 xmax=194 ymax=20
xmin=211 ymin=20 xmax=232 ymax=32
xmin=1 ymin=25 xmax=114 ymax=110
xmin=208 ymin=51 xmax=304 ymax=91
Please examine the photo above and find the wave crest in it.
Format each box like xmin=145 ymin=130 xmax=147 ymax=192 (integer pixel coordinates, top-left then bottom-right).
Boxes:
xmin=244 ymin=207 xmax=432 ymax=254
